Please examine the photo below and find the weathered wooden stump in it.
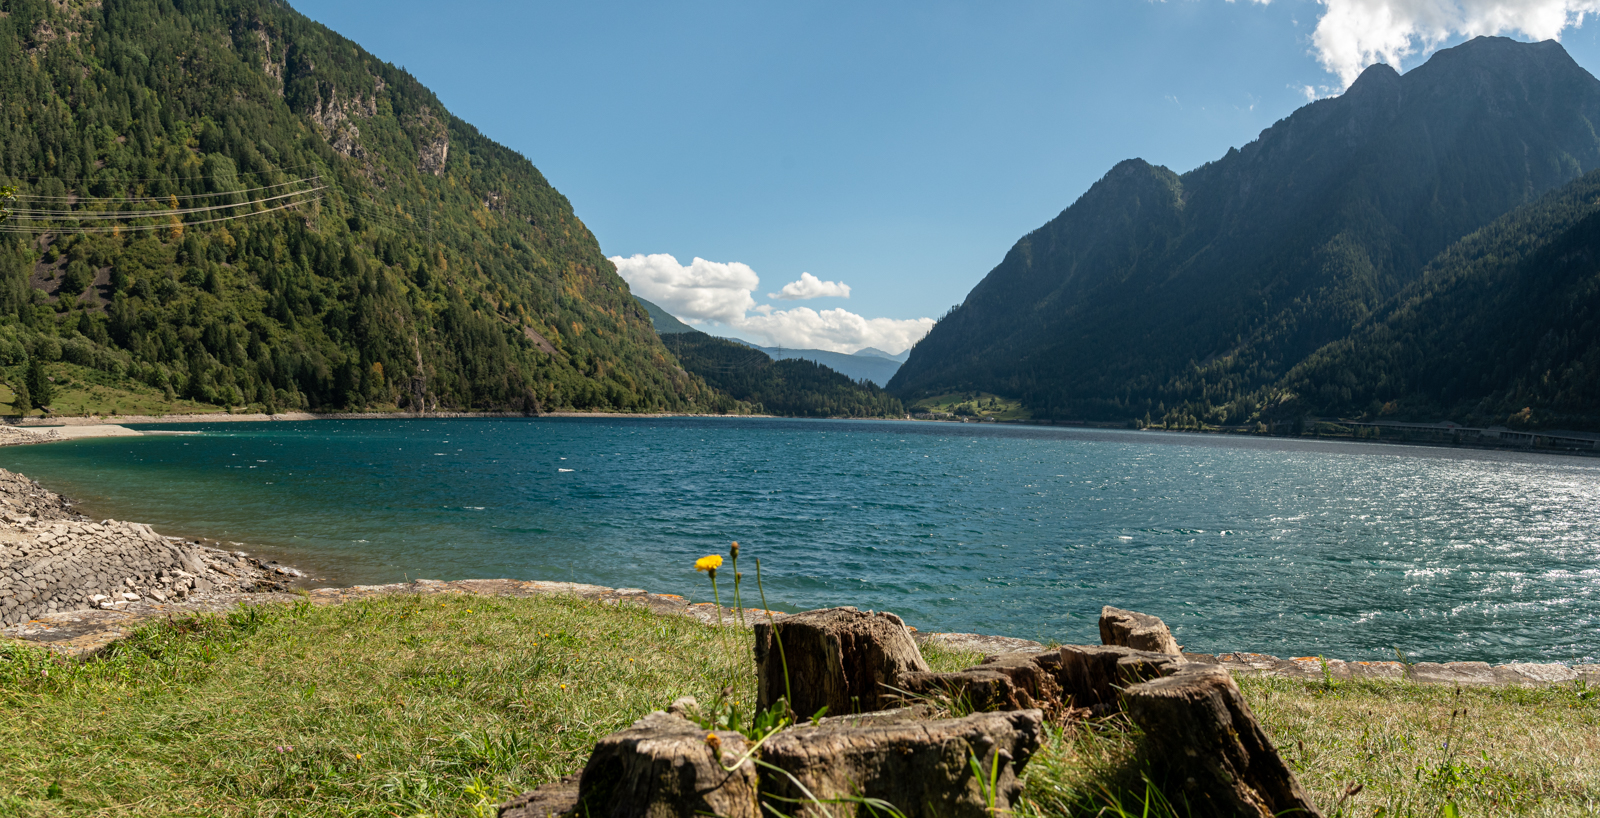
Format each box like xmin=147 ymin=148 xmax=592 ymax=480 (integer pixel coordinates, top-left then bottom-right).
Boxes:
xmin=1121 ymin=664 xmax=1322 ymax=818
xmin=755 ymin=606 xmax=929 ymax=718
xmin=1055 ymin=644 xmax=1183 ymax=710
xmin=897 ymin=651 xmax=1066 ymax=717
xmin=760 ymin=709 xmax=1044 ymax=818
xmin=1099 ymin=606 xmax=1183 ymax=655
xmin=571 ymin=710 xmax=761 ymax=818
xmin=499 ymin=774 xmax=579 ymax=818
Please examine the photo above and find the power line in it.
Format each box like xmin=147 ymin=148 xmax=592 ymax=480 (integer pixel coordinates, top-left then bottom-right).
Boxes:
xmin=341 ymin=194 xmax=435 ymax=234
xmin=13 ymin=177 xmax=321 ymax=203
xmin=10 ymin=186 xmax=324 ymax=220
xmin=4 ymin=161 xmax=328 ymax=184
xmin=0 ymin=196 xmax=319 ymax=234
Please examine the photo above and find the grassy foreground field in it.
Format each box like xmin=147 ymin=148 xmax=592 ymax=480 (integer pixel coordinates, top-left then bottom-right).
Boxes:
xmin=0 ymin=593 xmax=1596 ymax=817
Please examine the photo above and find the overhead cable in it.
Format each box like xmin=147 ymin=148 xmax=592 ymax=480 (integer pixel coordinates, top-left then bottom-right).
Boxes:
xmin=12 ymin=177 xmax=322 ymax=203
xmin=10 ymin=186 xmax=325 ymax=220
xmin=0 ymin=197 xmax=319 ymax=234
xmin=5 ymin=161 xmax=327 ymax=184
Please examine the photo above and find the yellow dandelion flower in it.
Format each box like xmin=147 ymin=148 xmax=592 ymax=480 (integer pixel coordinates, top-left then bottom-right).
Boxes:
xmin=694 ymin=555 xmax=723 ymax=572
xmin=705 ymin=732 xmax=722 ymax=753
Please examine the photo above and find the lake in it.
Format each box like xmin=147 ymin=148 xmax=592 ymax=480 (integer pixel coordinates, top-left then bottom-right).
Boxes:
xmin=0 ymin=416 xmax=1595 ymax=664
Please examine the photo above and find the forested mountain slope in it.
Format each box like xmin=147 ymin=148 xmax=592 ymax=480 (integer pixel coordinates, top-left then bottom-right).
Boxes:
xmin=891 ymin=37 xmax=1600 ymax=424
xmin=0 ymin=0 xmax=714 ymax=413
xmin=659 ymin=332 xmax=904 ymax=418
xmin=1272 ymin=169 xmax=1600 ymax=428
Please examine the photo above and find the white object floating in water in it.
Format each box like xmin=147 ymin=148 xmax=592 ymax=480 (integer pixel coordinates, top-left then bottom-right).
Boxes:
xmin=1118 ymin=536 xmax=1133 ymax=540
xmin=558 ymin=468 xmax=575 ymax=473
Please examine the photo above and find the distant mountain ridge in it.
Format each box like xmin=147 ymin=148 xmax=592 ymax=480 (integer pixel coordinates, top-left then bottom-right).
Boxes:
xmin=631 ymin=295 xmax=907 ymax=385
xmin=742 ymin=344 xmax=903 ymax=387
xmin=891 ymin=37 xmax=1600 ymax=426
xmin=629 ymin=295 xmax=903 ymax=410
xmin=658 ymin=332 xmax=904 ymax=417
xmin=854 ymin=347 xmax=911 ymax=363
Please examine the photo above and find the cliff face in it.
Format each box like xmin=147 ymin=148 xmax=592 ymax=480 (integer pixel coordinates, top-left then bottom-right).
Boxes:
xmin=0 ymin=0 xmax=713 ymax=413
xmin=891 ymin=37 xmax=1600 ymax=423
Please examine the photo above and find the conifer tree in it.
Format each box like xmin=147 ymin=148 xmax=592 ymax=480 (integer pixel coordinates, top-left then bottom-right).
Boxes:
xmin=25 ymin=359 xmax=52 ymax=409
xmin=10 ymin=378 xmax=29 ymax=416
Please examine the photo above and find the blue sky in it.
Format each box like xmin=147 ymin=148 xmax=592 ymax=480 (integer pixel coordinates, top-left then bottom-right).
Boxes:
xmin=294 ymin=0 xmax=1600 ymax=352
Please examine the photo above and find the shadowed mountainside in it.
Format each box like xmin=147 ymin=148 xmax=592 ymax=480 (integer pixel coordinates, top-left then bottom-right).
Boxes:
xmin=1272 ymin=169 xmax=1600 ymax=428
xmin=891 ymin=37 xmax=1600 ymax=426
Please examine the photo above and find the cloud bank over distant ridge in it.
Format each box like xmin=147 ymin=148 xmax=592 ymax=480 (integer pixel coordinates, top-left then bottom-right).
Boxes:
xmin=741 ymin=307 xmax=935 ymax=355
xmin=608 ymin=253 xmax=757 ymax=326
xmin=609 ymin=253 xmax=932 ymax=354
xmin=1309 ymin=0 xmax=1600 ymax=87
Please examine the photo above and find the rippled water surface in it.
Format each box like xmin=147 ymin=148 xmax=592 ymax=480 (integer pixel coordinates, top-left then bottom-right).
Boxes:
xmin=1 ymin=417 xmax=1596 ymax=663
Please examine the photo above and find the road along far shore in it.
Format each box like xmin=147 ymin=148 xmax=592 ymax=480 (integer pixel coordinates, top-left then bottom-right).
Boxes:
xmin=0 ymin=464 xmax=1595 ymax=687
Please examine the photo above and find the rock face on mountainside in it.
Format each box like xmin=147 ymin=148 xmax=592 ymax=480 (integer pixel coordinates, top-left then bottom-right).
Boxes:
xmin=0 ymin=469 xmax=291 ymax=626
xmin=891 ymin=37 xmax=1600 ymax=427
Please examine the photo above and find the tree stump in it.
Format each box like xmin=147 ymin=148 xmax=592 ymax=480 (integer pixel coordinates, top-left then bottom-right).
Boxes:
xmin=1099 ymin=606 xmax=1183 ymax=655
xmin=755 ymin=607 xmax=929 ymax=718
xmin=572 ymin=711 xmax=761 ymax=818
xmin=1121 ymin=664 xmax=1322 ymax=818
xmin=499 ymin=774 xmax=580 ymax=818
xmin=1055 ymin=645 xmax=1183 ymax=710
xmin=759 ymin=709 xmax=1044 ymax=818
xmin=896 ymin=651 xmax=1066 ymax=718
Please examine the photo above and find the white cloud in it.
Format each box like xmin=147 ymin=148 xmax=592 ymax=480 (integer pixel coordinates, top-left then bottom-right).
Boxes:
xmin=609 ymin=252 xmax=932 ymax=354
xmin=1310 ymin=0 xmax=1600 ymax=88
xmin=739 ymin=307 xmax=936 ymax=355
xmin=609 ymin=253 xmax=757 ymax=326
xmin=769 ymin=272 xmax=851 ymax=301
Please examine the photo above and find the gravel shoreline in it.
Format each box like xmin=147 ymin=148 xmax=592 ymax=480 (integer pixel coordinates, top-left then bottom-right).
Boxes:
xmin=0 ymin=468 xmax=303 ymax=628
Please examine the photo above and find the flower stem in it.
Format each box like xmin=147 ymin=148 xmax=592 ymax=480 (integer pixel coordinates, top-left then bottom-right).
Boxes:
xmin=710 ymin=572 xmax=723 ymax=627
xmin=755 ymin=557 xmax=791 ymax=710
xmin=731 ymin=557 xmax=744 ymax=627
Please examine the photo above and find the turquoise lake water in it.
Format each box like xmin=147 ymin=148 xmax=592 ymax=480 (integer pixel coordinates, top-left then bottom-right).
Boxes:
xmin=0 ymin=417 xmax=1595 ymax=664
